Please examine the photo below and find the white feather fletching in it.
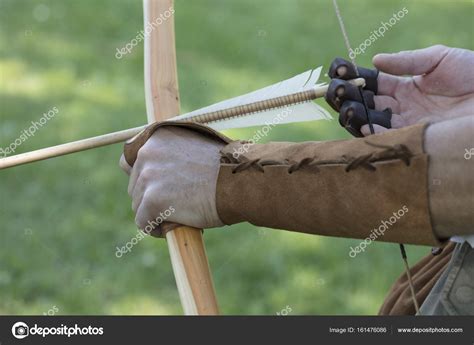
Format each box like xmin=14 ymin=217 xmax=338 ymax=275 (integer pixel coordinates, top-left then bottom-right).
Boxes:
xmin=170 ymin=66 xmax=332 ymax=130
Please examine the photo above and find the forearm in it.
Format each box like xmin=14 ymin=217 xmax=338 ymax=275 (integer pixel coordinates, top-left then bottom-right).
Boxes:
xmin=426 ymin=115 xmax=474 ymax=239
xmin=217 ymin=124 xmax=439 ymax=246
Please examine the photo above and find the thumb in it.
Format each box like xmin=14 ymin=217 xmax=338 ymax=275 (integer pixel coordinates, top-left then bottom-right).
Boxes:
xmin=373 ymin=45 xmax=450 ymax=76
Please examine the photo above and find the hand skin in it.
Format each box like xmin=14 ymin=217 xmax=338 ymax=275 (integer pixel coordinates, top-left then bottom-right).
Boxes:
xmin=120 ymin=127 xmax=225 ymax=231
xmin=361 ymin=45 xmax=474 ymax=136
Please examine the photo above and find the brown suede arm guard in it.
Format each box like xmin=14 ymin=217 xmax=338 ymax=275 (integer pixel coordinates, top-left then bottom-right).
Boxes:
xmin=217 ymin=123 xmax=440 ymax=246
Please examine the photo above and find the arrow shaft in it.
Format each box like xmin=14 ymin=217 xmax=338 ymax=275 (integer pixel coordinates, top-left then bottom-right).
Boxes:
xmin=0 ymin=79 xmax=364 ymax=170
xmin=182 ymin=79 xmax=363 ymax=124
xmin=0 ymin=125 xmax=146 ymax=169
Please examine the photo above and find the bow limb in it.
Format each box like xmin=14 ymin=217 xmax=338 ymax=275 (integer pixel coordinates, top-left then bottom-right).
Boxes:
xmin=143 ymin=0 xmax=219 ymax=315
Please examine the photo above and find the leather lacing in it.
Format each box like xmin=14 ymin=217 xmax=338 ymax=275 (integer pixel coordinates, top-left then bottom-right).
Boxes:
xmin=221 ymin=140 xmax=414 ymax=174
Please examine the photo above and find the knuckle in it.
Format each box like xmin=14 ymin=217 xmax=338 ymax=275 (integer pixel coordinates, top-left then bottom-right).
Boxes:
xmin=141 ymin=188 xmax=154 ymax=205
xmin=433 ymin=44 xmax=448 ymax=50
xmin=142 ymin=187 xmax=164 ymax=211
xmin=139 ymin=167 xmax=156 ymax=183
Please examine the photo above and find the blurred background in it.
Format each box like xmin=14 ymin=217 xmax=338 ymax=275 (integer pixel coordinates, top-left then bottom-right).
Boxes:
xmin=0 ymin=0 xmax=472 ymax=315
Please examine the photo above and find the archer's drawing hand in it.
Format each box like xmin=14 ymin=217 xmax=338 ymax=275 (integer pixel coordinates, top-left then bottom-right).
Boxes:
xmin=119 ymin=127 xmax=225 ymax=231
xmin=363 ymin=45 xmax=474 ymax=135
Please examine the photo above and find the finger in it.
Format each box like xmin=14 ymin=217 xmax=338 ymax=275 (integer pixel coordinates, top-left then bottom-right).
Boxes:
xmin=130 ymin=168 xmax=160 ymax=212
xmin=119 ymin=154 xmax=132 ymax=176
xmin=131 ymin=178 xmax=148 ymax=213
xmin=390 ymin=113 xmax=406 ymax=129
xmin=127 ymin=160 xmax=142 ymax=196
xmin=135 ymin=206 xmax=151 ymax=231
xmin=374 ymin=95 xmax=400 ymax=114
xmin=361 ymin=124 xmax=391 ymax=136
xmin=361 ymin=113 xmax=405 ymax=136
xmin=135 ymin=195 xmax=157 ymax=232
xmin=325 ymin=79 xmax=371 ymax=111
xmin=373 ymin=45 xmax=450 ymax=76
xmin=376 ymin=72 xmax=402 ymax=96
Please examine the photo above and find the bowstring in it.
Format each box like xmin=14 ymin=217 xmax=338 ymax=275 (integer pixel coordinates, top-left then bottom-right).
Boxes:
xmin=331 ymin=0 xmax=419 ymax=314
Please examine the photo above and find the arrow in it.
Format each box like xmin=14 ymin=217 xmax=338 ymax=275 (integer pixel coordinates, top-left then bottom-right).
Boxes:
xmin=0 ymin=76 xmax=364 ymax=170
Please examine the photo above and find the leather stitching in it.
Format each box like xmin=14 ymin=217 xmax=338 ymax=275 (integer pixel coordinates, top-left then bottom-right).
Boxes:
xmin=222 ymin=140 xmax=415 ymax=174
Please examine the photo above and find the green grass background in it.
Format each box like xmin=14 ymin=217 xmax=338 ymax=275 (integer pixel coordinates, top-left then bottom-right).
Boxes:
xmin=0 ymin=0 xmax=472 ymax=315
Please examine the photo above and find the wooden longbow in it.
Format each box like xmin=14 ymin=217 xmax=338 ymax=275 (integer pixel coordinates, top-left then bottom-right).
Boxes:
xmin=143 ymin=0 xmax=219 ymax=315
